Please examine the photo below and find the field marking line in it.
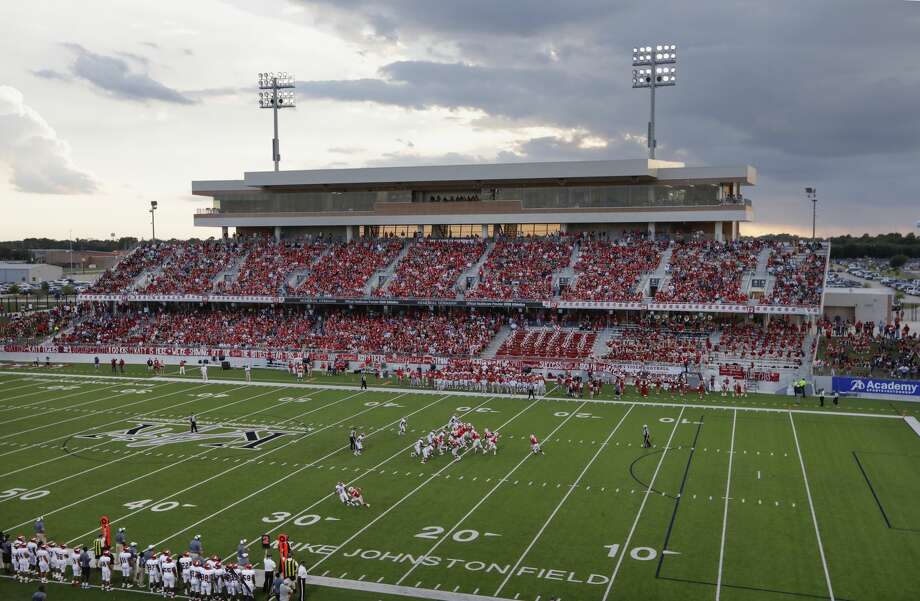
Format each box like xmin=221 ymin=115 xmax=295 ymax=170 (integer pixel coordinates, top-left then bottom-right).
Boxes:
xmin=0 ymin=382 xmax=255 ymax=478
xmin=227 ymin=395 xmax=499 ymax=561
xmin=0 ymin=381 xmax=148 ymax=428
xmin=145 ymin=391 xmax=428 ymax=548
xmin=392 ymin=400 xmax=590 ymax=586
xmin=789 ymin=412 xmax=835 ymax=601
xmin=0 ymin=382 xmax=216 ymax=460
xmin=63 ymin=389 xmax=380 ymax=545
xmin=2 ymin=386 xmax=335 ymax=531
xmin=715 ymin=409 xmax=737 ymax=601
xmin=601 ymin=405 xmax=686 ymax=601
xmin=0 ymin=369 xmax=901 ymax=421
xmin=309 ymin=397 xmax=545 ymax=575
xmin=0 ymin=377 xmax=167 ymax=411
xmin=0 ymin=385 xmax=287 ymax=506
xmin=308 ymin=574 xmax=516 ymax=601
xmin=493 ymin=403 xmax=637 ymax=596
xmin=0 ymin=377 xmax=62 ymax=400
xmin=0 ymin=381 xmax=196 ymax=439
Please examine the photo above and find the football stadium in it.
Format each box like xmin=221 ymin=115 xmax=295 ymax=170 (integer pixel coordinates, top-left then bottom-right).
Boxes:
xmin=2 ymin=7 xmax=920 ymax=600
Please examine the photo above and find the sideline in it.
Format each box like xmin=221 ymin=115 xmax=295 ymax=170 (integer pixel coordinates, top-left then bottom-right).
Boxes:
xmin=0 ymin=370 xmax=902 ymax=421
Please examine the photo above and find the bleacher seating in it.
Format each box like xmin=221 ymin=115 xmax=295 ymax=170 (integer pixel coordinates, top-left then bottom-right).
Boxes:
xmin=377 ymin=238 xmax=486 ymax=299
xmin=563 ymin=236 xmax=664 ymax=301
xmin=295 ymin=239 xmax=403 ymax=297
xmin=655 ymin=239 xmax=762 ymax=303
xmin=467 ymin=237 xmax=573 ymax=301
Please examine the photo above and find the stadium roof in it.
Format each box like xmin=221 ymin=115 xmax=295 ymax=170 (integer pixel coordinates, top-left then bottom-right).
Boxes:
xmin=192 ymin=158 xmax=756 ymax=194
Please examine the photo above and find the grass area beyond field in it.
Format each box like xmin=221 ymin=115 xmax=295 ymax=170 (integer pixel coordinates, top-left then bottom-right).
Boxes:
xmin=0 ymin=369 xmax=918 ymax=601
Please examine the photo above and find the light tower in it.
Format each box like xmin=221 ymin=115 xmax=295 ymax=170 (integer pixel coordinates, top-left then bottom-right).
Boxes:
xmin=149 ymin=201 xmax=158 ymax=241
xmin=258 ymin=72 xmax=296 ymax=172
xmin=805 ymin=187 xmax=817 ymax=240
xmin=632 ymin=44 xmax=677 ymax=159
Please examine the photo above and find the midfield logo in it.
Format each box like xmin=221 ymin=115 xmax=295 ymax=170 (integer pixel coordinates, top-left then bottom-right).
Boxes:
xmin=76 ymin=423 xmax=291 ymax=450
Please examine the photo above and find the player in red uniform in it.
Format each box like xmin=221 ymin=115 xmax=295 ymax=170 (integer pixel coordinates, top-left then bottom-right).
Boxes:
xmin=529 ymin=434 xmax=544 ymax=455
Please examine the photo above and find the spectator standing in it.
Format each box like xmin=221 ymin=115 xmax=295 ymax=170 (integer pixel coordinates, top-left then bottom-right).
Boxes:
xmin=32 ymin=584 xmax=47 ymax=601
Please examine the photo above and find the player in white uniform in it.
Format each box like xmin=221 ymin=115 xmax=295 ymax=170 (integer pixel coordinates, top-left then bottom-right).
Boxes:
xmin=162 ymin=554 xmax=178 ymax=598
xmin=200 ymin=562 xmax=214 ymax=599
xmin=56 ymin=543 xmax=69 ymax=582
xmin=224 ymin=562 xmax=240 ymax=600
xmin=398 ymin=417 xmax=407 ymax=435
xmin=178 ymin=552 xmax=192 ymax=595
xmin=411 ymin=438 xmax=423 ymax=458
xmin=47 ymin=542 xmax=60 ymax=582
xmin=146 ymin=553 xmax=160 ymax=591
xmin=354 ymin=433 xmax=364 ymax=456
xmin=240 ymin=563 xmax=256 ymax=598
xmin=99 ymin=550 xmax=113 ymax=591
xmin=119 ymin=547 xmax=134 ymax=588
xmin=36 ymin=544 xmax=50 ymax=583
xmin=70 ymin=546 xmax=82 ymax=586
xmin=335 ymin=481 xmax=349 ymax=504
xmin=27 ymin=537 xmax=38 ymax=574
xmin=14 ymin=543 xmax=28 ymax=582
xmin=189 ymin=560 xmax=202 ymax=597
xmin=421 ymin=443 xmax=433 ymax=463
xmin=214 ymin=560 xmax=227 ymax=598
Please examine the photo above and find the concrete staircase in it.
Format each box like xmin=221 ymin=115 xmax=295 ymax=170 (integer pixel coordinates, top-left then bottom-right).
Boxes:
xmin=480 ymin=325 xmax=513 ymax=359
xmin=211 ymin=250 xmax=250 ymax=292
xmin=458 ymin=240 xmax=496 ymax=295
xmin=552 ymin=242 xmax=581 ymax=294
xmin=755 ymin=245 xmax=773 ymax=273
xmin=284 ymin=245 xmax=333 ymax=293
xmin=363 ymin=241 xmax=412 ymax=296
xmin=638 ymin=245 xmax=673 ymax=297
xmin=591 ymin=328 xmax=617 ymax=358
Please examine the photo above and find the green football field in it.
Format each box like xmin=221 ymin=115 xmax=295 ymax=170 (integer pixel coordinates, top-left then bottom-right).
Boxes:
xmin=0 ymin=367 xmax=918 ymax=601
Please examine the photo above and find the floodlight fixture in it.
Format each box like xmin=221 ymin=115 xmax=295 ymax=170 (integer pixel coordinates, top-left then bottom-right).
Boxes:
xmin=258 ymin=71 xmax=297 ymax=171
xmin=149 ymin=201 xmax=158 ymax=241
xmin=806 ymin=187 xmax=818 ymax=240
xmin=632 ymin=43 xmax=678 ymax=159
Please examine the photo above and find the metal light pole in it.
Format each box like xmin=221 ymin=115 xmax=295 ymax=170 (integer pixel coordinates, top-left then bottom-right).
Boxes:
xmin=258 ymin=72 xmax=296 ymax=172
xmin=632 ymin=45 xmax=677 ymax=159
xmin=806 ymin=187 xmax=817 ymax=240
xmin=150 ymin=201 xmax=158 ymax=242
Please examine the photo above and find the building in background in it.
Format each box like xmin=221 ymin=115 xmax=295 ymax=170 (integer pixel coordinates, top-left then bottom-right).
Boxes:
xmin=0 ymin=262 xmax=63 ymax=284
xmin=29 ymin=249 xmax=125 ymax=271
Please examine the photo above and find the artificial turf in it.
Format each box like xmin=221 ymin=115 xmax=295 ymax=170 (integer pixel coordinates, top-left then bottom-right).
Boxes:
xmin=0 ymin=367 xmax=918 ymax=601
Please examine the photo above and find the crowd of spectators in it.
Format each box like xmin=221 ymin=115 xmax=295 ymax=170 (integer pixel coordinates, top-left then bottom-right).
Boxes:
xmin=467 ymin=236 xmax=573 ymax=301
xmin=763 ymin=243 xmax=826 ymax=306
xmin=88 ymin=242 xmax=179 ymax=293
xmin=377 ymin=238 xmax=486 ymax=299
xmin=296 ymin=239 xmax=403 ymax=297
xmin=141 ymin=239 xmax=247 ymax=295
xmin=496 ymin=328 xmax=596 ymax=359
xmin=816 ymin=318 xmax=918 ymax=378
xmin=655 ymin=239 xmax=762 ymax=304
xmin=712 ymin=319 xmax=807 ymax=363
xmin=56 ymin=306 xmax=317 ymax=349
xmin=563 ymin=234 xmax=665 ymax=301
xmin=307 ymin=310 xmax=500 ymax=357
xmin=0 ymin=304 xmax=80 ymax=343
xmin=603 ymin=314 xmax=714 ymax=365
xmin=216 ymin=237 xmax=328 ymax=296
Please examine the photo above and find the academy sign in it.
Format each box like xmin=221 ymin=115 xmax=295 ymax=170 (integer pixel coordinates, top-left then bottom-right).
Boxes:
xmin=832 ymin=376 xmax=920 ymax=398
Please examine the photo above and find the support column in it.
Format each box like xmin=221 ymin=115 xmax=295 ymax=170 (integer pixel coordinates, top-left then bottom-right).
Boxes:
xmin=273 ymin=226 xmax=281 ymax=241
xmin=731 ymin=221 xmax=739 ymax=241
xmin=221 ymin=226 xmax=228 ymax=240
xmin=346 ymin=225 xmax=354 ymax=242
xmin=714 ymin=221 xmax=724 ymax=243
xmin=648 ymin=222 xmax=656 ymax=239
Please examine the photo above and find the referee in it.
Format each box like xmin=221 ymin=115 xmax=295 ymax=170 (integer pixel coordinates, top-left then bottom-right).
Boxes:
xmin=349 ymin=428 xmax=357 ymax=452
xmin=282 ymin=554 xmax=298 ymax=581
xmin=296 ymin=561 xmax=308 ymax=601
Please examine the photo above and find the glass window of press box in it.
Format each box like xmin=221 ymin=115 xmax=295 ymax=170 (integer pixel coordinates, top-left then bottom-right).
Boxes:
xmin=211 ymin=184 xmax=721 ymax=213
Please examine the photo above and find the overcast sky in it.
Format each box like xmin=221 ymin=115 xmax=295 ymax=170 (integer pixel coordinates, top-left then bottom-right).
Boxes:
xmin=2 ymin=0 xmax=919 ymax=240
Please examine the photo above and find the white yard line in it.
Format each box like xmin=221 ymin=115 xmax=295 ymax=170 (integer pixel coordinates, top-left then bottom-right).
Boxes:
xmin=0 ymin=382 xmax=136 ymax=428
xmin=225 ymin=395 xmax=499 ymax=562
xmin=308 ymin=574 xmax=516 ymax=601
xmin=393 ymin=401 xmax=590 ymax=585
xmin=145 ymin=391 xmax=431 ymax=549
xmin=309 ymin=397 xmax=546 ymax=575
xmin=0 ymin=383 xmax=250 ymax=478
xmin=789 ymin=412 xmax=835 ymax=601
xmin=64 ymin=389 xmax=380 ymax=545
xmin=601 ymin=406 xmax=686 ymax=601
xmin=0 ymin=369 xmax=901 ymax=421
xmin=493 ymin=404 xmax=636 ymax=596
xmin=715 ymin=409 xmax=737 ymax=601
xmin=1 ymin=387 xmax=334 ymax=532
xmin=0 ymin=385 xmax=286 ymax=509
xmin=0 ymin=379 xmax=169 ymax=416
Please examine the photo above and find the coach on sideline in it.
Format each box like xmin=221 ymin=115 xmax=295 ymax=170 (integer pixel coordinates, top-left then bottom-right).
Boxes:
xmin=296 ymin=560 xmax=308 ymax=601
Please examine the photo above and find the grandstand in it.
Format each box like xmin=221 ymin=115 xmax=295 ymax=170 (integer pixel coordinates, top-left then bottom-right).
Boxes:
xmin=7 ymin=158 xmax=831 ymax=392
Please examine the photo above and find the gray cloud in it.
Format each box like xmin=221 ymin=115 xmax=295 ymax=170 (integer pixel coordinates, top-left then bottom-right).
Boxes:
xmin=31 ymin=68 xmax=73 ymax=82
xmin=0 ymin=86 xmax=97 ymax=194
xmin=289 ymin=0 xmax=920 ymax=233
xmin=57 ymin=43 xmax=193 ymax=104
